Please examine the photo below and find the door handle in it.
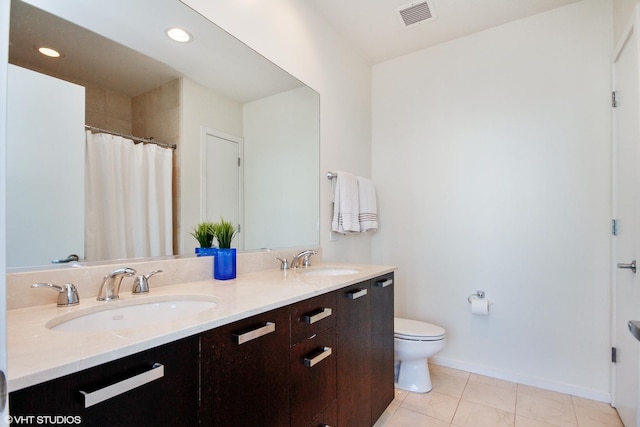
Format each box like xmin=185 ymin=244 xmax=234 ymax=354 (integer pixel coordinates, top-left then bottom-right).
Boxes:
xmin=51 ymin=254 xmax=79 ymax=264
xmin=618 ymin=260 xmax=636 ymax=273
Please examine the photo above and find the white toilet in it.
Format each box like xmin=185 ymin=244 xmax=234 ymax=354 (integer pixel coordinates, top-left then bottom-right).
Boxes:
xmin=394 ymin=317 xmax=446 ymax=393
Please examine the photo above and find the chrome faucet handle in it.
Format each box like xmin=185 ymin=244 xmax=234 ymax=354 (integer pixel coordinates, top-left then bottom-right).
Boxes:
xmin=275 ymin=257 xmax=289 ymax=270
xmin=98 ymin=267 xmax=136 ymax=301
xmin=301 ymin=252 xmax=317 ymax=267
xmin=32 ymin=283 xmax=80 ymax=306
xmin=132 ymin=270 xmax=163 ymax=294
xmin=292 ymin=250 xmax=318 ymax=268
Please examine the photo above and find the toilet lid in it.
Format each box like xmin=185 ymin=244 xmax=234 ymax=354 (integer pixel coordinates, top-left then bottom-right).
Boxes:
xmin=394 ymin=317 xmax=445 ymax=340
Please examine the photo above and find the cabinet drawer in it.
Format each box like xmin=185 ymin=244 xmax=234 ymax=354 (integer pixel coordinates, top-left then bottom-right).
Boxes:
xmin=291 ymin=327 xmax=337 ymax=427
xmin=291 ymin=291 xmax=337 ymax=345
xmin=307 ymin=400 xmax=337 ymax=427
xmin=9 ymin=336 xmax=199 ymax=426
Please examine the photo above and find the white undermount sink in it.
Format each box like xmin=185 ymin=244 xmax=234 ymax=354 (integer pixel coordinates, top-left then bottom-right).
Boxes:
xmin=299 ymin=267 xmax=359 ymax=277
xmin=47 ymin=295 xmax=218 ymax=332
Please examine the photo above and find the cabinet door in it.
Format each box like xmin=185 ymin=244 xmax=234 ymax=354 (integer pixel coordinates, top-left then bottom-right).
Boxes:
xmin=336 ymin=281 xmax=371 ymax=427
xmin=9 ymin=336 xmax=199 ymax=426
xmin=290 ymin=327 xmax=336 ymax=427
xmin=201 ymin=306 xmax=290 ymax=427
xmin=370 ymin=273 xmax=395 ymax=423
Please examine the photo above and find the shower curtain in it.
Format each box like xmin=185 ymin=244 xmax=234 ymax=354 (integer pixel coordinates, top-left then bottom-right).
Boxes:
xmin=85 ymin=131 xmax=173 ymax=261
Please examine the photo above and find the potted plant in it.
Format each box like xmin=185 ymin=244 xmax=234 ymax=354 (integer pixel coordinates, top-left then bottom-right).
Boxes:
xmin=212 ymin=218 xmax=238 ymax=280
xmin=190 ymin=222 xmax=216 ymax=256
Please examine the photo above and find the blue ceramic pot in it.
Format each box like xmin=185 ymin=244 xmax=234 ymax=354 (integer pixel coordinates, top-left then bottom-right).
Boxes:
xmin=214 ymin=248 xmax=236 ymax=280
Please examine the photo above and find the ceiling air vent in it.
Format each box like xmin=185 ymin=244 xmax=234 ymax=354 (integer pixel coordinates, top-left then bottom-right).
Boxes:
xmin=396 ymin=1 xmax=437 ymax=28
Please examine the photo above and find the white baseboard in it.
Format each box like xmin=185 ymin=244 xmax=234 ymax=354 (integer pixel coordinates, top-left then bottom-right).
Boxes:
xmin=430 ymin=355 xmax=610 ymax=403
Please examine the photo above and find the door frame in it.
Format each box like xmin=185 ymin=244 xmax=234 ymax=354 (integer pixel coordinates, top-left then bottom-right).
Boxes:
xmin=611 ymin=5 xmax=640 ymax=413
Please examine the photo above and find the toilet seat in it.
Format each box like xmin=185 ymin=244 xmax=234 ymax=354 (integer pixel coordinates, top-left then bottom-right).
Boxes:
xmin=394 ymin=317 xmax=445 ymax=341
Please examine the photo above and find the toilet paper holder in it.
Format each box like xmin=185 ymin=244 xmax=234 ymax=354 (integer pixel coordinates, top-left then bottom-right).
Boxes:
xmin=467 ymin=290 xmax=486 ymax=303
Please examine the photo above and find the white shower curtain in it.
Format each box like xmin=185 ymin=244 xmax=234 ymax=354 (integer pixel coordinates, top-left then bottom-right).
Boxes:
xmin=85 ymin=131 xmax=173 ymax=261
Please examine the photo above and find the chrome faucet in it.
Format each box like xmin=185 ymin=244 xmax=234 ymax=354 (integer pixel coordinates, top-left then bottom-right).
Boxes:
xmin=97 ymin=267 xmax=136 ymax=301
xmin=291 ymin=250 xmax=318 ymax=269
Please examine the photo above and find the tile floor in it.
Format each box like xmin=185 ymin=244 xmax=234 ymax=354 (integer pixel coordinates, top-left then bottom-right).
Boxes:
xmin=373 ymin=365 xmax=624 ymax=427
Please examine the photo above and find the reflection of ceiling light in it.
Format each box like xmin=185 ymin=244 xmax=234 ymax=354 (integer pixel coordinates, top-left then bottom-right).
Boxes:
xmin=37 ymin=46 xmax=61 ymax=57
xmin=166 ymin=27 xmax=192 ymax=43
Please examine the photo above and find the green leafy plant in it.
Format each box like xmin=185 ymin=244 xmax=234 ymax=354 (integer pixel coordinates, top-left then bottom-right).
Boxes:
xmin=213 ymin=218 xmax=237 ymax=249
xmin=190 ymin=222 xmax=216 ymax=248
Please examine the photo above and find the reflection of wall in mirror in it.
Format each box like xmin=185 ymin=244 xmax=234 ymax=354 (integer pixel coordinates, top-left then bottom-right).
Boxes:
xmin=85 ymin=85 xmax=132 ymax=135
xmin=6 ymin=65 xmax=85 ymax=268
xmin=180 ymin=78 xmax=243 ymax=254
xmin=244 ymin=86 xmax=320 ymax=250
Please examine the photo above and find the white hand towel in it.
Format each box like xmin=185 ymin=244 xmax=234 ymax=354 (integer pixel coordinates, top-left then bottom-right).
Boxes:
xmin=357 ymin=176 xmax=378 ymax=232
xmin=331 ymin=171 xmax=360 ymax=233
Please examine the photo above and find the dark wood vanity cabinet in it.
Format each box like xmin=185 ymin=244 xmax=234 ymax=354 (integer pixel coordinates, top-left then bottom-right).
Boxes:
xmin=336 ymin=273 xmax=395 ymax=427
xmin=337 ymin=281 xmax=373 ymax=427
xmin=9 ymin=273 xmax=394 ymax=427
xmin=200 ymin=305 xmax=291 ymax=427
xmin=9 ymin=336 xmax=199 ymax=427
xmin=370 ymin=272 xmax=395 ymax=423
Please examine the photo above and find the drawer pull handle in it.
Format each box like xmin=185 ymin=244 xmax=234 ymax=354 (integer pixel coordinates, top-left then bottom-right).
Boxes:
xmin=234 ymin=322 xmax=276 ymax=345
xmin=346 ymin=288 xmax=367 ymax=300
xmin=303 ymin=308 xmax=332 ymax=324
xmin=304 ymin=346 xmax=333 ymax=367
xmin=375 ymin=279 xmax=393 ymax=288
xmin=80 ymin=363 xmax=164 ymax=408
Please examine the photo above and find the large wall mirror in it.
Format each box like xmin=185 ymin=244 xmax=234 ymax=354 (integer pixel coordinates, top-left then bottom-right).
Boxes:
xmin=7 ymin=0 xmax=320 ymax=269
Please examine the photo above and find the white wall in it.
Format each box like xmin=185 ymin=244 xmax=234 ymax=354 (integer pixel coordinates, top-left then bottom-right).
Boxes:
xmin=372 ymin=0 xmax=613 ymax=400
xmin=243 ymin=86 xmax=319 ymax=250
xmin=179 ymin=78 xmax=243 ymax=254
xmin=182 ymin=0 xmax=374 ymax=264
xmin=614 ymin=0 xmax=637 ymax=42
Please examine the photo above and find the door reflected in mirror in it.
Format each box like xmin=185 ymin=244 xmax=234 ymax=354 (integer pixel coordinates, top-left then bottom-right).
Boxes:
xmin=6 ymin=0 xmax=320 ymax=269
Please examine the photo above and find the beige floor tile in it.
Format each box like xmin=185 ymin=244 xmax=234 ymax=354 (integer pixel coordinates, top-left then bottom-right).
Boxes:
xmin=374 ymin=405 xmax=397 ymax=427
xmin=381 ymin=367 xmax=624 ymax=427
xmin=375 ymin=396 xmax=403 ymax=427
xmin=571 ymin=396 xmax=623 ymax=427
xmin=430 ymin=364 xmax=471 ymax=380
xmin=518 ymin=384 xmax=573 ymax=405
xmin=462 ymin=381 xmax=517 ymax=413
xmin=386 ymin=407 xmax=450 ymax=427
xmin=515 ymin=415 xmax=560 ymax=427
xmin=393 ymin=387 xmax=411 ymax=404
xmin=401 ymin=390 xmax=460 ymax=423
xmin=452 ymin=400 xmax=515 ymax=427
xmin=431 ymin=367 xmax=469 ymax=398
xmin=516 ymin=385 xmax=577 ymax=427
xmin=469 ymin=373 xmax=518 ymax=391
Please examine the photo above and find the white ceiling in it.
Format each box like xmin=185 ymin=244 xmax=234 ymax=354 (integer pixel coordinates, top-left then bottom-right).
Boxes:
xmin=309 ymin=0 xmax=583 ymax=64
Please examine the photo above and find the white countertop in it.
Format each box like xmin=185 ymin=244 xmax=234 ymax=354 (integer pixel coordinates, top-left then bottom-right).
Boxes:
xmin=7 ymin=263 xmax=395 ymax=392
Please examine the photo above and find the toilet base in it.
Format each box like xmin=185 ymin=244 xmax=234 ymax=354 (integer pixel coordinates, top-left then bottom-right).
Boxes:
xmin=394 ymin=359 xmax=432 ymax=393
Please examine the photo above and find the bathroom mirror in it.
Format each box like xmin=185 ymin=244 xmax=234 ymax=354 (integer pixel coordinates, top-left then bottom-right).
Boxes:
xmin=7 ymin=0 xmax=320 ymax=269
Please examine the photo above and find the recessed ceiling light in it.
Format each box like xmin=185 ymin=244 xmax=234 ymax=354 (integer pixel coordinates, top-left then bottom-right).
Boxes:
xmin=166 ymin=27 xmax=192 ymax=43
xmin=37 ymin=46 xmax=62 ymax=58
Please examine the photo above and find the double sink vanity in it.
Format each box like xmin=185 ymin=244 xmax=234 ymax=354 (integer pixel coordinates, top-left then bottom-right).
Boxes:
xmin=6 ymin=253 xmax=396 ymax=426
